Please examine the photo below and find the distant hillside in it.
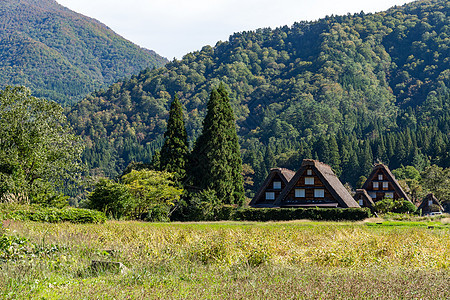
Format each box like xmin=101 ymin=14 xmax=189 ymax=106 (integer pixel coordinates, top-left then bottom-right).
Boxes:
xmin=0 ymin=0 xmax=167 ymax=104
xmin=68 ymin=0 xmax=450 ymax=189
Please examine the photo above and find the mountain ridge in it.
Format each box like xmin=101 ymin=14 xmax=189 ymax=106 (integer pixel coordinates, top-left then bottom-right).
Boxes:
xmin=0 ymin=0 xmax=168 ymax=104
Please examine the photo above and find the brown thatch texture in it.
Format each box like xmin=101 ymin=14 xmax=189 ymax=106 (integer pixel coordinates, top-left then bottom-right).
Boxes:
xmin=354 ymin=189 xmax=375 ymax=208
xmin=418 ymin=193 xmax=444 ymax=213
xmin=249 ymin=167 xmax=295 ymax=207
xmin=274 ymin=159 xmax=360 ymax=208
xmin=362 ymin=164 xmax=411 ymax=202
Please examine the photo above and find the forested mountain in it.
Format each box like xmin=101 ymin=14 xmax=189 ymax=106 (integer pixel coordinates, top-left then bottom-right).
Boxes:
xmin=67 ymin=0 xmax=450 ymax=193
xmin=0 ymin=0 xmax=167 ymax=104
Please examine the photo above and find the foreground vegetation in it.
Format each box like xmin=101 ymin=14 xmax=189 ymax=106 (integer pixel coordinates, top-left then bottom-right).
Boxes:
xmin=1 ymin=219 xmax=449 ymax=299
xmin=0 ymin=204 xmax=106 ymax=224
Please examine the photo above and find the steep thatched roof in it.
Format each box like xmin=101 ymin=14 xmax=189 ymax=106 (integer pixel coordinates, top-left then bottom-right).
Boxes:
xmin=249 ymin=167 xmax=295 ymax=207
xmin=418 ymin=193 xmax=444 ymax=211
xmin=274 ymin=159 xmax=360 ymax=208
xmin=354 ymin=189 xmax=375 ymax=207
xmin=362 ymin=164 xmax=411 ymax=202
xmin=279 ymin=168 xmax=296 ymax=183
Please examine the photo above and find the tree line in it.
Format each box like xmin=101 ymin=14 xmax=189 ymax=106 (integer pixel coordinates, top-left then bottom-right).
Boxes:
xmin=0 ymin=85 xmax=449 ymax=220
xmin=86 ymin=84 xmax=245 ymax=221
xmin=66 ymin=0 xmax=450 ymax=195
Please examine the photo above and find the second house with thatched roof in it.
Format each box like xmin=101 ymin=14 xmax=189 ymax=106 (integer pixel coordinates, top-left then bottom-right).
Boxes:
xmin=249 ymin=168 xmax=295 ymax=208
xmin=354 ymin=189 xmax=376 ymax=211
xmin=250 ymin=159 xmax=360 ymax=208
xmin=418 ymin=193 xmax=444 ymax=216
xmin=361 ymin=164 xmax=411 ymax=203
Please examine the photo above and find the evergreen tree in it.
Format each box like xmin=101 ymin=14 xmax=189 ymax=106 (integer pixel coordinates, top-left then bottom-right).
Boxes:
xmin=264 ymin=147 xmax=276 ymax=170
xmin=328 ymin=136 xmax=341 ymax=176
xmin=150 ymin=151 xmax=161 ymax=171
xmin=316 ymin=135 xmax=330 ymax=163
xmin=393 ymin=136 xmax=407 ymax=168
xmin=342 ymin=150 xmax=359 ymax=186
xmin=159 ymin=95 xmax=189 ymax=182
xmin=359 ymin=141 xmax=373 ymax=177
xmin=217 ymin=84 xmax=245 ymax=204
xmin=189 ymin=84 xmax=244 ymax=205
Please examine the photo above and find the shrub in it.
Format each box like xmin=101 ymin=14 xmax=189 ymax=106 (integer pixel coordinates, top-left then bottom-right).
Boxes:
xmin=394 ymin=199 xmax=417 ymax=214
xmin=374 ymin=198 xmax=417 ymax=214
xmin=0 ymin=204 xmax=106 ymax=224
xmin=143 ymin=205 xmax=170 ymax=222
xmin=87 ymin=178 xmax=133 ymax=219
xmin=171 ymin=190 xmax=222 ymax=221
xmin=217 ymin=205 xmax=235 ymax=221
xmin=172 ymin=204 xmax=370 ymax=222
xmin=232 ymin=207 xmax=370 ymax=222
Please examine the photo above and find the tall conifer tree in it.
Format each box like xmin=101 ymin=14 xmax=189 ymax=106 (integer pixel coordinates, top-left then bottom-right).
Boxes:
xmin=189 ymin=84 xmax=244 ymax=205
xmin=328 ymin=136 xmax=342 ymax=176
xmin=160 ymin=95 xmax=189 ymax=181
xmin=217 ymin=84 xmax=245 ymax=204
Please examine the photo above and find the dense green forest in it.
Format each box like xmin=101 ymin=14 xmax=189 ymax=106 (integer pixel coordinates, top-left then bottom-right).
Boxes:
xmin=67 ymin=0 xmax=450 ymax=194
xmin=0 ymin=0 xmax=167 ymax=105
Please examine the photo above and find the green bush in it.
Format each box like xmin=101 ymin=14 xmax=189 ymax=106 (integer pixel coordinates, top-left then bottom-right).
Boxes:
xmin=374 ymin=198 xmax=417 ymax=214
xmin=143 ymin=205 xmax=171 ymax=222
xmin=232 ymin=207 xmax=371 ymax=222
xmin=0 ymin=204 xmax=106 ymax=224
xmin=86 ymin=178 xmax=133 ymax=219
xmin=172 ymin=202 xmax=371 ymax=222
xmin=171 ymin=190 xmax=222 ymax=221
xmin=216 ymin=205 xmax=235 ymax=221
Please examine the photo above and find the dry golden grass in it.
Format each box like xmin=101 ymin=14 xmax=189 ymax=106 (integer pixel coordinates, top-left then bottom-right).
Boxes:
xmin=1 ymin=220 xmax=449 ymax=299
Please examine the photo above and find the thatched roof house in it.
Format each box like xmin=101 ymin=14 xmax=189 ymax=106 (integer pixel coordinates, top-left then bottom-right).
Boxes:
xmin=418 ymin=193 xmax=444 ymax=215
xmin=362 ymin=164 xmax=411 ymax=203
xmin=354 ymin=189 xmax=375 ymax=211
xmin=249 ymin=168 xmax=295 ymax=208
xmin=272 ymin=159 xmax=360 ymax=208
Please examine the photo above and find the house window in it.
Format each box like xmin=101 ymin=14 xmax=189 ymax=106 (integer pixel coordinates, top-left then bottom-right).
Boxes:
xmin=373 ymin=182 xmax=379 ymax=189
xmin=378 ymin=174 xmax=383 ymax=180
xmin=295 ymin=189 xmax=305 ymax=198
xmin=273 ymin=181 xmax=282 ymax=189
xmin=305 ymin=177 xmax=314 ymax=185
xmin=359 ymin=200 xmax=364 ymax=206
xmin=369 ymin=192 xmax=377 ymax=199
xmin=307 ymin=169 xmax=312 ymax=175
xmin=383 ymin=182 xmax=389 ymax=189
xmin=428 ymin=200 xmax=433 ymax=207
xmin=386 ymin=192 xmax=394 ymax=198
xmin=314 ymin=189 xmax=325 ymax=198
xmin=265 ymin=192 xmax=275 ymax=200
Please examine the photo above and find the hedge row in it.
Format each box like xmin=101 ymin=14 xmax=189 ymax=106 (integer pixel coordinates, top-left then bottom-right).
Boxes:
xmin=0 ymin=204 xmax=106 ymax=224
xmin=217 ymin=207 xmax=371 ymax=222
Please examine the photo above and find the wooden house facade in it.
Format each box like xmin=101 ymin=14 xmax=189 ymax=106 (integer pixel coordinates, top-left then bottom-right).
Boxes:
xmin=418 ymin=194 xmax=444 ymax=215
xmin=361 ymin=164 xmax=411 ymax=203
xmin=354 ymin=189 xmax=375 ymax=211
xmin=272 ymin=159 xmax=359 ymax=208
xmin=249 ymin=168 xmax=295 ymax=208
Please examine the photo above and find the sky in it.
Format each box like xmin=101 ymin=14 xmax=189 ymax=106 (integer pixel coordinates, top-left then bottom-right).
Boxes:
xmin=56 ymin=0 xmax=413 ymax=60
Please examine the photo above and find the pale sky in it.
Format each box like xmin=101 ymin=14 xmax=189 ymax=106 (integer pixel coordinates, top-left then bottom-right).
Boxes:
xmin=56 ymin=0 xmax=413 ymax=60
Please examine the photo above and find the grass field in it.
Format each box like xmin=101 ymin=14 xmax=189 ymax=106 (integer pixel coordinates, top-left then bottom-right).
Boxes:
xmin=1 ymin=219 xmax=449 ymax=299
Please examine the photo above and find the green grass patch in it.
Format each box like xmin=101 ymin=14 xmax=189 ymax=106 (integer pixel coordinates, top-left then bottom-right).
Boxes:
xmin=366 ymin=220 xmax=449 ymax=228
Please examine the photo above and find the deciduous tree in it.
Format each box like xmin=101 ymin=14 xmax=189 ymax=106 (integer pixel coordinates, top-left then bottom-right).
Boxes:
xmin=121 ymin=169 xmax=183 ymax=218
xmin=0 ymin=86 xmax=83 ymax=204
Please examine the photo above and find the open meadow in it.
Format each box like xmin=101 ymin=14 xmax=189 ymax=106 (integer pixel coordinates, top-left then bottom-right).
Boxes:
xmin=1 ymin=219 xmax=450 ymax=299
